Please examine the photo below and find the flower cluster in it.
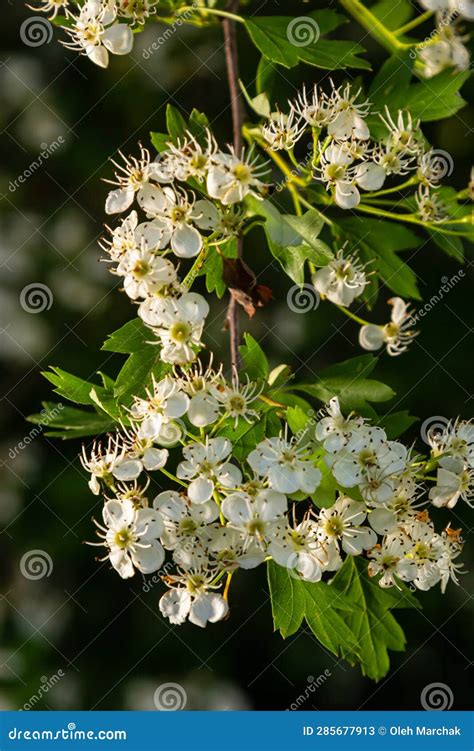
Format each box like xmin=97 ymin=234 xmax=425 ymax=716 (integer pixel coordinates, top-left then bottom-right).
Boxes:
xmin=31 ymin=0 xmax=158 ymax=67
xmin=83 ymin=385 xmax=469 ymax=627
xmin=100 ymin=140 xmax=269 ymax=363
xmin=261 ymin=82 xmax=453 ymax=220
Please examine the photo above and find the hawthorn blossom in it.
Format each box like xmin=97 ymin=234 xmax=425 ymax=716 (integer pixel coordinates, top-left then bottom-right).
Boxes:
xmin=159 ymin=569 xmax=228 ymax=627
xmin=139 ymin=292 xmax=209 ymax=364
xmin=104 ymin=146 xmax=164 ymax=215
xmin=290 ymin=84 xmax=334 ymax=128
xmin=221 ymin=487 xmax=287 ymax=547
xmin=312 ymin=248 xmax=368 ymax=307
xmin=247 ymin=436 xmax=321 ymax=495
xmin=207 ymin=146 xmax=269 ymax=205
xmin=129 ymin=376 xmax=189 ymax=443
xmin=28 ymin=0 xmax=69 ymax=18
xmin=63 ymin=0 xmax=134 ymax=69
xmin=81 ymin=437 xmax=143 ymax=494
xmin=368 ymin=538 xmax=417 ymax=588
xmin=316 ymin=143 xmax=360 ymax=209
xmin=317 ymin=497 xmax=377 ymax=556
xmin=327 ymin=84 xmax=371 ymax=141
xmin=268 ymin=518 xmax=330 ymax=581
xmin=93 ymin=499 xmax=165 ymax=578
xmin=359 ymin=297 xmax=417 ymax=356
xmin=154 ymin=490 xmax=220 ymax=551
xmin=262 ymin=109 xmax=306 ymax=151
xmin=177 ymin=438 xmax=242 ymax=503
xmin=315 ymin=397 xmax=364 ymax=454
xmin=115 ymin=245 xmax=177 ymax=299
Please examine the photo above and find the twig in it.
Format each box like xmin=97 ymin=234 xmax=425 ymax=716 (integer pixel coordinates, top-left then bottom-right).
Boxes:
xmin=223 ymin=0 xmax=244 ymax=372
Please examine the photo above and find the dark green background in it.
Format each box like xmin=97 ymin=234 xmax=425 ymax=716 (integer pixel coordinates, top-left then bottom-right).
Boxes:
xmin=1 ymin=0 xmax=472 ymax=711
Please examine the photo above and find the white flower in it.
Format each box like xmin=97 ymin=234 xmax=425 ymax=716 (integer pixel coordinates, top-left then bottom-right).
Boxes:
xmin=138 ymin=188 xmax=214 ymax=259
xmin=204 ymin=525 xmax=265 ymax=570
xmin=315 ymin=397 xmax=364 ymax=453
xmin=268 ymin=518 xmax=330 ymax=581
xmin=359 ymin=297 xmax=417 ymax=356
xmin=129 ymin=376 xmax=189 ymax=444
xmin=428 ymin=418 xmax=474 ymax=466
xmin=154 ymin=490 xmax=220 ymax=550
xmin=159 ymin=570 xmax=228 ymax=627
xmin=401 ymin=519 xmax=446 ymax=591
xmin=317 ymin=497 xmax=376 ymax=555
xmin=81 ymin=437 xmax=142 ymax=494
xmin=177 ymin=438 xmax=242 ymax=503
xmin=317 ymin=143 xmax=360 ymax=209
xmin=221 ymin=487 xmax=287 ymax=546
xmin=429 ymin=456 xmax=474 ymax=509
xmin=104 ymin=146 xmax=164 ymax=215
xmin=139 ymin=292 xmax=209 ymax=365
xmin=63 ymin=0 xmax=133 ymax=69
xmin=419 ymin=22 xmax=470 ymax=78
xmin=207 ymin=146 xmax=269 ymax=205
xmin=354 ymin=161 xmax=387 ymax=191
xmin=93 ymin=498 xmax=165 ymax=579
xmin=368 ymin=537 xmax=417 ymax=588
xmin=416 ymin=185 xmax=448 ymax=223
xmin=312 ymin=247 xmax=368 ymax=307
xmin=290 ymin=84 xmax=334 ymax=128
xmin=175 ymin=359 xmax=225 ymax=428
xmin=115 ymin=246 xmax=177 ymax=299
xmin=327 ymin=84 xmax=370 ymax=141
xmin=247 ymin=436 xmax=321 ymax=495
xmin=28 ymin=0 xmax=68 ymax=19
xmin=101 ymin=211 xmax=141 ymax=261
xmin=262 ymin=109 xmax=305 ymax=151
xmin=117 ymin=0 xmax=158 ymax=24
xmin=379 ymin=108 xmax=421 ymax=155
xmin=156 ymin=130 xmax=217 ymax=183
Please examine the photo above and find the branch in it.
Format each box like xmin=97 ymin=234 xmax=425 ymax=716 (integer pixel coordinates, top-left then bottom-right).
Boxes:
xmin=222 ymin=0 xmax=245 ymax=373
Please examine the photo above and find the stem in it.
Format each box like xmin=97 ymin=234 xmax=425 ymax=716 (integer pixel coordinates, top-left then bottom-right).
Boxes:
xmin=223 ymin=0 xmax=244 ymax=372
xmin=362 ymin=177 xmax=417 ymax=198
xmin=338 ymin=0 xmax=410 ymax=52
xmin=177 ymin=5 xmax=244 ymax=24
xmin=394 ymin=10 xmax=433 ymax=36
xmin=336 ymin=305 xmax=370 ymax=327
xmin=354 ymin=203 xmax=469 ymax=235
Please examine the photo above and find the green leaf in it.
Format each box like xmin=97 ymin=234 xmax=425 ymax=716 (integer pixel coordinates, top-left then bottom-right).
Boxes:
xmin=114 ymin=347 xmax=167 ymax=405
xmin=166 ymin=103 xmax=187 ymax=139
xmin=188 ymin=108 xmax=210 ymax=144
xmin=43 ymin=367 xmax=106 ymax=406
xmin=245 ymin=11 xmax=369 ymax=70
xmin=377 ymin=410 xmax=418 ymax=439
xmin=27 ymin=402 xmax=115 ymax=440
xmin=338 ymin=217 xmax=421 ymax=300
xmin=247 ymin=197 xmax=333 ymax=285
xmin=331 ymin=557 xmax=420 ymax=681
xmin=239 ymin=333 xmax=269 ymax=381
xmin=368 ymin=52 xmax=468 ymax=131
xmin=293 ymin=355 xmax=395 ymax=417
xmin=370 ymin=0 xmax=413 ymax=31
xmin=267 ymin=562 xmax=359 ymax=659
xmin=428 ymin=229 xmax=464 ymax=263
xmin=150 ymin=131 xmax=170 ymax=153
xmin=102 ymin=318 xmax=152 ymax=354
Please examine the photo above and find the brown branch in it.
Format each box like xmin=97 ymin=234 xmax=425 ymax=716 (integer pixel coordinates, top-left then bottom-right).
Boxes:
xmin=222 ymin=0 xmax=244 ymax=373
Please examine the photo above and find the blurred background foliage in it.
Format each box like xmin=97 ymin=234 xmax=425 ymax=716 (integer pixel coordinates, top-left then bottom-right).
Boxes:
xmin=0 ymin=0 xmax=472 ymax=711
